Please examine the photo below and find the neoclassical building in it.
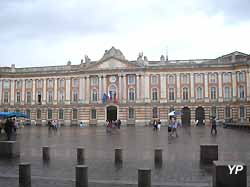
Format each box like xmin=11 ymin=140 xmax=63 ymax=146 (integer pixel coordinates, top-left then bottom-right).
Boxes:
xmin=0 ymin=47 xmax=250 ymax=126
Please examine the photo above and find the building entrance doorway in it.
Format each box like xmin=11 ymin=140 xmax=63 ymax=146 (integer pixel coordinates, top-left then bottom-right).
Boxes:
xmin=107 ymin=106 xmax=117 ymax=121
xmin=195 ymin=107 xmax=205 ymax=125
xmin=181 ymin=107 xmax=191 ymax=126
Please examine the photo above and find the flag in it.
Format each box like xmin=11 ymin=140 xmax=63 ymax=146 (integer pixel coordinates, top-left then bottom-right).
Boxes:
xmin=102 ymin=93 xmax=107 ymax=103
xmin=109 ymin=91 xmax=113 ymax=100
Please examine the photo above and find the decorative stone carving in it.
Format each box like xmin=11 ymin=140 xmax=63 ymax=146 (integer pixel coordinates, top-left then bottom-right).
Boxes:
xmin=99 ymin=46 xmax=126 ymax=62
xmin=84 ymin=55 xmax=91 ymax=63
xmin=160 ymin=55 xmax=165 ymax=63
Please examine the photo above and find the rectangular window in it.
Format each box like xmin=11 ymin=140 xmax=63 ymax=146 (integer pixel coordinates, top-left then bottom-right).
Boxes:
xmin=16 ymin=80 xmax=21 ymax=89
xmin=73 ymin=90 xmax=78 ymax=102
xmin=37 ymin=80 xmax=42 ymax=88
xmin=4 ymin=91 xmax=9 ymax=103
xmin=3 ymin=80 xmax=10 ymax=89
xmin=59 ymin=79 xmax=65 ymax=88
xmin=37 ymin=109 xmax=41 ymax=119
xmin=152 ymin=107 xmax=158 ymax=118
xmin=210 ymin=87 xmax=217 ymax=100
xmin=26 ymin=80 xmax=32 ymax=88
xmin=59 ymin=109 xmax=64 ymax=119
xmin=240 ymin=106 xmax=245 ymax=118
xmin=225 ymin=107 xmax=230 ymax=118
xmin=26 ymin=109 xmax=30 ymax=118
xmin=48 ymin=91 xmax=53 ymax=103
xmin=16 ymin=92 xmax=21 ymax=103
xmin=211 ymin=106 xmax=216 ymax=118
xmin=48 ymin=79 xmax=53 ymax=88
xmin=151 ymin=75 xmax=158 ymax=85
xmin=152 ymin=89 xmax=158 ymax=101
xmin=91 ymin=109 xmax=96 ymax=119
xmin=224 ymin=87 xmax=231 ymax=99
xmin=91 ymin=77 xmax=98 ymax=86
xmin=169 ymin=88 xmax=175 ymax=101
xmin=128 ymin=75 xmax=135 ymax=85
xmin=26 ymin=92 xmax=31 ymax=104
xmin=128 ymin=89 xmax=135 ymax=101
xmin=48 ymin=109 xmax=52 ymax=119
xmin=73 ymin=79 xmax=79 ymax=87
xmin=128 ymin=108 xmax=134 ymax=119
xmin=72 ymin=109 xmax=78 ymax=119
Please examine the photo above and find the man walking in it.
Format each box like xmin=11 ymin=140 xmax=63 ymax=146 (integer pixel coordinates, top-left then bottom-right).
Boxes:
xmin=211 ymin=117 xmax=217 ymax=135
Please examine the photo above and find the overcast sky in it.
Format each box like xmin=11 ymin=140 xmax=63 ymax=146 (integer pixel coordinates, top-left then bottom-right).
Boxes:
xmin=1 ymin=0 xmax=250 ymax=67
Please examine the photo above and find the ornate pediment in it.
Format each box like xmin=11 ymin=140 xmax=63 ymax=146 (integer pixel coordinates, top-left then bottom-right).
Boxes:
xmin=87 ymin=46 xmax=142 ymax=70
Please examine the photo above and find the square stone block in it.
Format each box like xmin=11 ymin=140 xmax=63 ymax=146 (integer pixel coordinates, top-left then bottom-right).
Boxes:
xmin=200 ymin=144 xmax=218 ymax=164
xmin=0 ymin=141 xmax=20 ymax=158
xmin=213 ymin=161 xmax=247 ymax=187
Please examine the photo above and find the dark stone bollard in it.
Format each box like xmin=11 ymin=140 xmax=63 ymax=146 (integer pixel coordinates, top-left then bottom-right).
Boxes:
xmin=154 ymin=149 xmax=163 ymax=166
xmin=213 ymin=161 xmax=247 ymax=187
xmin=76 ymin=165 xmax=88 ymax=187
xmin=115 ymin=148 xmax=122 ymax=164
xmin=138 ymin=168 xmax=151 ymax=187
xmin=0 ymin=141 xmax=20 ymax=158
xmin=19 ymin=162 xmax=31 ymax=187
xmin=77 ymin=147 xmax=85 ymax=165
xmin=200 ymin=144 xmax=218 ymax=164
xmin=42 ymin=146 xmax=50 ymax=161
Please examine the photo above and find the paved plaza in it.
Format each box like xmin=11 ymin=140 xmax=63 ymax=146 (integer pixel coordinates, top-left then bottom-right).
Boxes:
xmin=0 ymin=125 xmax=250 ymax=187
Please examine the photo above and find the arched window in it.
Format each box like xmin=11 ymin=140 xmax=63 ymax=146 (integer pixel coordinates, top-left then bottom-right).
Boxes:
xmin=58 ymin=90 xmax=64 ymax=102
xmin=224 ymin=87 xmax=231 ymax=99
xmin=182 ymin=87 xmax=188 ymax=100
xmin=16 ymin=92 xmax=21 ymax=104
xmin=169 ymin=87 xmax=175 ymax=100
xmin=109 ymin=84 xmax=116 ymax=100
xmin=128 ymin=88 xmax=135 ymax=101
xmin=37 ymin=91 xmax=42 ymax=104
xmin=47 ymin=109 xmax=52 ymax=119
xmin=128 ymin=107 xmax=134 ymax=119
xmin=26 ymin=92 xmax=32 ymax=104
xmin=196 ymin=87 xmax=203 ymax=99
xmin=152 ymin=107 xmax=158 ymax=118
xmin=73 ymin=89 xmax=78 ymax=102
xmin=92 ymin=89 xmax=98 ymax=101
xmin=26 ymin=80 xmax=32 ymax=88
xmin=37 ymin=109 xmax=41 ymax=119
xmin=210 ymin=87 xmax=217 ymax=100
xmin=59 ymin=108 xmax=64 ymax=119
xmin=72 ymin=108 xmax=78 ymax=119
xmin=239 ymin=85 xmax=245 ymax=99
xmin=48 ymin=90 xmax=53 ymax=103
xmin=225 ymin=106 xmax=230 ymax=118
xmin=169 ymin=75 xmax=174 ymax=84
xmin=152 ymin=88 xmax=158 ymax=101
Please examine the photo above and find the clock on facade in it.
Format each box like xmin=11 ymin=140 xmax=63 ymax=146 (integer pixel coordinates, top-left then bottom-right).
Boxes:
xmin=109 ymin=76 xmax=116 ymax=83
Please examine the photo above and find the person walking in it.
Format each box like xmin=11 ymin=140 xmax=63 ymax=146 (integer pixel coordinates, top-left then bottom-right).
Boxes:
xmin=211 ymin=117 xmax=217 ymax=135
xmin=170 ymin=117 xmax=178 ymax=137
xmin=4 ymin=118 xmax=13 ymax=140
xmin=117 ymin=119 xmax=121 ymax=129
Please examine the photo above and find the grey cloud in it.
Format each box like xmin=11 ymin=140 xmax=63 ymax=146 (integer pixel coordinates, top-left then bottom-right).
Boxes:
xmin=0 ymin=0 xmax=119 ymax=41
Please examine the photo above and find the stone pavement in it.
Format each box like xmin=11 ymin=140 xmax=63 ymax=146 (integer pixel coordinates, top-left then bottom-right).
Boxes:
xmin=0 ymin=125 xmax=250 ymax=186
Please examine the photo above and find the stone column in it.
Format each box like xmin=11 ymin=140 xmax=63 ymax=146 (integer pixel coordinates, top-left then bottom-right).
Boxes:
xmin=232 ymin=72 xmax=237 ymax=101
xmin=118 ymin=74 xmax=122 ymax=103
xmin=79 ymin=77 xmax=83 ymax=104
xmin=144 ymin=74 xmax=150 ymax=102
xmin=0 ymin=80 xmax=2 ymax=105
xmin=42 ymin=78 xmax=46 ymax=105
xmin=140 ymin=74 xmax=145 ymax=101
xmin=82 ymin=77 xmax=86 ymax=103
xmin=218 ymin=72 xmax=223 ymax=102
xmin=53 ymin=78 xmax=58 ymax=105
xmin=247 ymin=70 xmax=250 ymax=101
xmin=85 ymin=76 xmax=90 ymax=104
xmin=65 ymin=78 xmax=71 ymax=104
xmin=32 ymin=79 xmax=36 ymax=105
xmin=10 ymin=79 xmax=15 ymax=105
xmin=176 ymin=73 xmax=181 ymax=103
xmin=103 ymin=75 xmax=107 ymax=95
xmin=22 ymin=79 xmax=26 ymax=105
xmin=190 ymin=73 xmax=195 ymax=102
xmin=204 ymin=73 xmax=209 ymax=102
xmin=98 ymin=75 xmax=102 ymax=103
xmin=136 ymin=74 xmax=140 ymax=102
xmin=123 ymin=74 xmax=127 ymax=103
xmin=160 ymin=73 xmax=167 ymax=103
